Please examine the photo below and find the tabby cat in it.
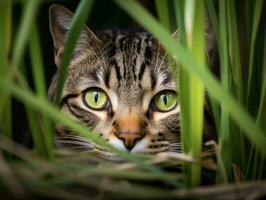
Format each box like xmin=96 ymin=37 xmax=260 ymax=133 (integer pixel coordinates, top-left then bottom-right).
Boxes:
xmin=48 ymin=5 xmax=214 ymax=159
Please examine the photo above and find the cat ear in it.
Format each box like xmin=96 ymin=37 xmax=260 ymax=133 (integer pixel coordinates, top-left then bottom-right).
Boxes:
xmin=49 ymin=4 xmax=102 ymax=67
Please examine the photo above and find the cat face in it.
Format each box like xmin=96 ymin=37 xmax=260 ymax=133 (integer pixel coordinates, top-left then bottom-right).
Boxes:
xmin=49 ymin=5 xmax=181 ymax=157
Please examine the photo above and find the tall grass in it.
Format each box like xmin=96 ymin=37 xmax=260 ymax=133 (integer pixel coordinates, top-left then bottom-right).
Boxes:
xmin=0 ymin=0 xmax=12 ymax=140
xmin=0 ymin=0 xmax=265 ymax=199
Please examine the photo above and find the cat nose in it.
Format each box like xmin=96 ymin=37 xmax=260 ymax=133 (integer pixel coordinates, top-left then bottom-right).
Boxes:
xmin=114 ymin=130 xmax=145 ymax=151
xmin=113 ymin=113 xmax=146 ymax=151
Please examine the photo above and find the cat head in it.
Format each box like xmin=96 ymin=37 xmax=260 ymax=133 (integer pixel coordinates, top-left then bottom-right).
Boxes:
xmin=49 ymin=4 xmax=181 ymax=157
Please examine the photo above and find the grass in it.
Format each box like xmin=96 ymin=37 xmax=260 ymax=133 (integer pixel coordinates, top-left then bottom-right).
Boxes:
xmin=0 ymin=0 xmax=265 ymax=199
xmin=0 ymin=0 xmax=12 ymax=140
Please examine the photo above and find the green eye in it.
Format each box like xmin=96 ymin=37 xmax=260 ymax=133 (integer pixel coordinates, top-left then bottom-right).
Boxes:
xmin=153 ymin=91 xmax=177 ymax=112
xmin=84 ymin=88 xmax=108 ymax=110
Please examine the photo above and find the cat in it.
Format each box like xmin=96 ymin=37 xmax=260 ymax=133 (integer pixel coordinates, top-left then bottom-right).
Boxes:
xmin=48 ymin=4 xmax=215 ymax=159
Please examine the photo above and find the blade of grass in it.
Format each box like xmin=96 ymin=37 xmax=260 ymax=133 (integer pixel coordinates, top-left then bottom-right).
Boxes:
xmin=205 ymin=0 xmax=221 ymax=130
xmin=29 ymin=23 xmax=53 ymax=159
xmin=174 ymin=0 xmax=191 ymax=186
xmin=206 ymin=0 xmax=219 ymax=43
xmin=175 ymin=0 xmax=191 ymax=154
xmin=114 ymin=0 xmax=266 ymax=157
xmin=55 ymin=0 xmax=95 ymax=105
xmin=155 ymin=0 xmax=170 ymax=31
xmin=217 ymin=0 xmax=232 ymax=183
xmin=245 ymin=1 xmax=265 ymax=179
xmin=173 ymin=0 xmax=186 ymax=45
xmin=0 ymin=1 xmax=11 ymax=59
xmin=29 ymin=24 xmax=47 ymax=98
xmin=227 ymin=0 xmax=246 ymax=172
xmin=256 ymin=28 xmax=266 ymax=179
xmin=246 ymin=0 xmax=263 ymax=105
xmin=16 ymin=60 xmax=48 ymax=157
xmin=257 ymin=30 xmax=266 ymax=131
xmin=227 ymin=1 xmax=243 ymax=102
xmin=11 ymin=0 xmax=41 ymax=69
xmin=0 ymin=0 xmax=12 ymax=139
xmin=25 ymin=108 xmax=45 ymax=157
xmin=179 ymin=0 xmax=206 ymax=186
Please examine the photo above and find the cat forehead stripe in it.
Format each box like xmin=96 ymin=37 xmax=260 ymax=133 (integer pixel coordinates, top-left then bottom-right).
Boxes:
xmin=103 ymin=31 xmax=165 ymax=89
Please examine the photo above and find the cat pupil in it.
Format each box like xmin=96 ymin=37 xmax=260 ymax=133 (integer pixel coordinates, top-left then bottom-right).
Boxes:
xmin=163 ymin=95 xmax=168 ymax=105
xmin=94 ymin=93 xmax=99 ymax=103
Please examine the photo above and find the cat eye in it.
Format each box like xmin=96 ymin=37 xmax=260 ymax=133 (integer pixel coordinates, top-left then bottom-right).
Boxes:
xmin=83 ymin=88 xmax=109 ymax=110
xmin=153 ymin=91 xmax=177 ymax=112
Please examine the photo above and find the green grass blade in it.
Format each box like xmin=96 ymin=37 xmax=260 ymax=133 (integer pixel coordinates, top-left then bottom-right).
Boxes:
xmin=174 ymin=0 xmax=194 ymax=187
xmin=246 ymin=0 xmax=263 ymax=105
xmin=114 ymin=0 xmax=266 ymax=157
xmin=55 ymin=0 xmax=95 ymax=105
xmin=257 ymin=32 xmax=266 ymax=126
xmin=205 ymin=0 xmax=221 ymax=131
xmin=173 ymin=0 xmax=189 ymax=151
xmin=173 ymin=0 xmax=186 ymax=45
xmin=29 ymin=23 xmax=54 ymax=160
xmin=206 ymin=0 xmax=219 ymax=42
xmin=25 ymin=108 xmax=45 ymax=157
xmin=0 ymin=0 xmax=12 ymax=139
xmin=178 ymin=0 xmax=206 ymax=186
xmin=218 ymin=0 xmax=232 ymax=183
xmin=227 ymin=0 xmax=246 ymax=172
xmin=227 ymin=1 xmax=243 ymax=102
xmin=187 ymin=0 xmax=205 ymax=186
xmin=11 ymin=0 xmax=41 ymax=68
xmin=155 ymin=0 xmax=170 ymax=31
xmin=256 ymin=28 xmax=266 ymax=179
xmin=29 ymin=24 xmax=47 ymax=98
xmin=0 ymin=0 xmax=11 ymax=61
xmin=173 ymin=0 xmax=189 ymax=159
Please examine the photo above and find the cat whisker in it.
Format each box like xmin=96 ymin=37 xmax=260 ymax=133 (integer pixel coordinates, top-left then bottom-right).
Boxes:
xmin=169 ymin=143 xmax=182 ymax=146
xmin=57 ymin=134 xmax=89 ymax=140
xmin=169 ymin=144 xmax=181 ymax=147
xmin=56 ymin=136 xmax=90 ymax=143
xmin=169 ymin=150 xmax=182 ymax=153
xmin=55 ymin=139 xmax=92 ymax=147
xmin=56 ymin=134 xmax=112 ymax=154
xmin=169 ymin=145 xmax=182 ymax=148
xmin=169 ymin=146 xmax=182 ymax=149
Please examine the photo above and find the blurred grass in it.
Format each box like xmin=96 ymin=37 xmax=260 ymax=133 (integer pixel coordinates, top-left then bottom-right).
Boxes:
xmin=0 ymin=0 xmax=265 ymax=199
xmin=0 ymin=0 xmax=12 ymax=139
xmin=182 ymin=0 xmax=206 ymax=186
xmin=11 ymin=0 xmax=41 ymax=69
xmin=169 ymin=0 xmax=206 ymax=187
xmin=155 ymin=0 xmax=170 ymax=31
xmin=28 ymin=23 xmax=54 ymax=159
xmin=217 ymin=0 xmax=232 ymax=183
